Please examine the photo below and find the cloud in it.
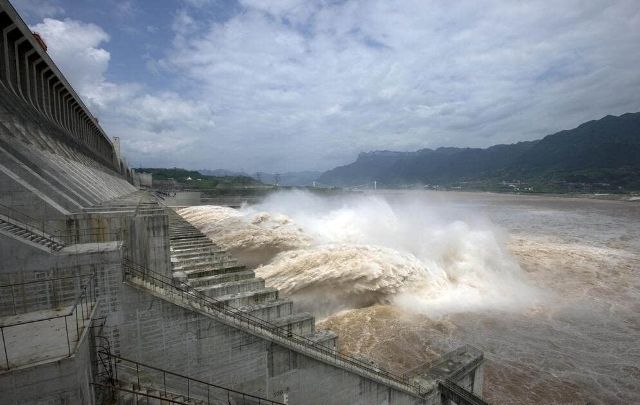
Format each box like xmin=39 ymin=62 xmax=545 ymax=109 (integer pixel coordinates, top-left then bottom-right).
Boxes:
xmin=182 ymin=0 xmax=215 ymax=7
xmin=27 ymin=1 xmax=640 ymax=172
xmin=238 ymin=0 xmax=318 ymax=24
xmin=30 ymin=17 xmax=213 ymax=163
xmin=156 ymin=0 xmax=640 ymax=171
xmin=31 ymin=18 xmax=111 ymax=101
xmin=13 ymin=0 xmax=64 ymax=19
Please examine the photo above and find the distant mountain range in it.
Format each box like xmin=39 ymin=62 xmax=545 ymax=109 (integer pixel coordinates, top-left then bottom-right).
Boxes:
xmin=319 ymin=112 xmax=640 ymax=191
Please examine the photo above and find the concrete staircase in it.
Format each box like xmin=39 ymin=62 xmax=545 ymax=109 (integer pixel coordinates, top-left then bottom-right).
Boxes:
xmin=118 ymin=208 xmax=429 ymax=399
xmin=123 ymin=263 xmax=427 ymax=398
xmin=168 ymin=211 xmax=323 ymax=343
xmin=0 ymin=217 xmax=64 ymax=251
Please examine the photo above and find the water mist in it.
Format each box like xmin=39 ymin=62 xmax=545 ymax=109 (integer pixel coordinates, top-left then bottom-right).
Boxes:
xmin=179 ymin=190 xmax=541 ymax=318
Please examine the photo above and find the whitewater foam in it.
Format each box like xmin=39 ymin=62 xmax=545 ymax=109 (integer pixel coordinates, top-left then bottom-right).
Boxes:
xmin=256 ymin=244 xmax=448 ymax=316
xmin=180 ymin=191 xmax=640 ymax=404
xmin=178 ymin=191 xmax=540 ymax=317
xmin=179 ymin=204 xmax=312 ymax=266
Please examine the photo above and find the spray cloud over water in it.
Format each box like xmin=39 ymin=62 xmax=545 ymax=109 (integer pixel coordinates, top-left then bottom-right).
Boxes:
xmin=179 ymin=191 xmax=540 ymax=317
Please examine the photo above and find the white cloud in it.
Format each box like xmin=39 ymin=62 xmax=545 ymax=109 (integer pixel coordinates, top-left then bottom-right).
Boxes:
xmin=182 ymin=0 xmax=215 ymax=8
xmin=31 ymin=18 xmax=111 ymax=102
xmin=156 ymin=0 xmax=640 ymax=171
xmin=13 ymin=0 xmax=64 ymax=19
xmin=31 ymin=17 xmax=214 ymax=163
xmin=27 ymin=1 xmax=640 ymax=172
xmin=125 ymin=93 xmax=213 ymax=129
xmin=238 ymin=0 xmax=318 ymax=24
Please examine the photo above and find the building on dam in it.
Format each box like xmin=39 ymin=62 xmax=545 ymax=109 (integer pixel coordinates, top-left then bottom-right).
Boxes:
xmin=0 ymin=1 xmax=486 ymax=403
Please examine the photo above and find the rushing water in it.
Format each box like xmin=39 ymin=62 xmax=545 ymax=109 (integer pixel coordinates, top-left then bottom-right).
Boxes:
xmin=178 ymin=191 xmax=640 ymax=404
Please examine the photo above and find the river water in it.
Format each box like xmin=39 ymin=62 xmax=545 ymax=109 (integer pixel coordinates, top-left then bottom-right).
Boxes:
xmin=178 ymin=191 xmax=640 ymax=404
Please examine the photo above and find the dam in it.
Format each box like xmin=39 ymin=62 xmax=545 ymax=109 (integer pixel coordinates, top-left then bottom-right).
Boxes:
xmin=0 ymin=1 xmax=485 ymax=403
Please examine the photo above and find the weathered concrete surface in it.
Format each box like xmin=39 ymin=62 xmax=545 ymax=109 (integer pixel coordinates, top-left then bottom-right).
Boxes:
xmin=133 ymin=171 xmax=153 ymax=189
xmin=115 ymin=282 xmax=436 ymax=405
xmin=126 ymin=210 xmax=172 ymax=276
xmin=0 ymin=240 xmax=118 ymax=404
xmin=0 ymin=305 xmax=84 ymax=369
xmin=66 ymin=210 xmax=134 ymax=244
xmin=0 ymin=311 xmax=96 ymax=404
xmin=0 ymin=0 xmax=124 ymax=172
xmin=423 ymin=345 xmax=485 ymax=395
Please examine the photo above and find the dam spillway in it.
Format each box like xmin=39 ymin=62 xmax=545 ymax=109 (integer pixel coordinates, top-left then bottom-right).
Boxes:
xmin=0 ymin=0 xmax=485 ymax=403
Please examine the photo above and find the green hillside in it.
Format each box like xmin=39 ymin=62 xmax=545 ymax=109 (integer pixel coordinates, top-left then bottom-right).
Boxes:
xmin=136 ymin=167 xmax=262 ymax=189
xmin=319 ymin=112 xmax=640 ymax=192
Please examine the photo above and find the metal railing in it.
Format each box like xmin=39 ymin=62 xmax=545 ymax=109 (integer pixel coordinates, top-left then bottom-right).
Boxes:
xmin=401 ymin=343 xmax=484 ymax=381
xmin=95 ymin=350 xmax=285 ymax=405
xmin=0 ymin=274 xmax=97 ymax=370
xmin=0 ymin=274 xmax=93 ymax=316
xmin=122 ymin=259 xmax=427 ymax=397
xmin=0 ymin=201 xmax=66 ymax=244
xmin=439 ymin=379 xmax=490 ymax=405
xmin=91 ymin=382 xmax=190 ymax=405
xmin=0 ymin=201 xmax=134 ymax=247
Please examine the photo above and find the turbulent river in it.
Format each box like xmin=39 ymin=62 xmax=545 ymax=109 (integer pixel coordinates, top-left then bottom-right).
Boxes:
xmin=178 ymin=191 xmax=640 ymax=404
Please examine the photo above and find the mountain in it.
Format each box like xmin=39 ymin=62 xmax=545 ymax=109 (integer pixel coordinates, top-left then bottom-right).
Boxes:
xmin=318 ymin=112 xmax=640 ymax=190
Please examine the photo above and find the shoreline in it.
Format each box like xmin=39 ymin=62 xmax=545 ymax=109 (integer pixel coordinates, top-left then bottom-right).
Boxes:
xmin=362 ymin=188 xmax=640 ymax=203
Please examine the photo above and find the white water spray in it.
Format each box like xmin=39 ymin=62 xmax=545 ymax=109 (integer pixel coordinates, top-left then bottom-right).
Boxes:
xmin=178 ymin=191 xmax=540 ymax=317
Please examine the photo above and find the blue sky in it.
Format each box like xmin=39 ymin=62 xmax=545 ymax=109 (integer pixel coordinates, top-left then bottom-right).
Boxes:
xmin=13 ymin=0 xmax=640 ymax=172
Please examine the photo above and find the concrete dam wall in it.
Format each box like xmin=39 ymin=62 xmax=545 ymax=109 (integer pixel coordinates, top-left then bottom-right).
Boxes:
xmin=0 ymin=0 xmax=486 ymax=403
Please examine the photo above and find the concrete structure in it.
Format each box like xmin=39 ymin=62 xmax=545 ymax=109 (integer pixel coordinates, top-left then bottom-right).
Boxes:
xmin=132 ymin=170 xmax=152 ymax=189
xmin=0 ymin=1 xmax=487 ymax=403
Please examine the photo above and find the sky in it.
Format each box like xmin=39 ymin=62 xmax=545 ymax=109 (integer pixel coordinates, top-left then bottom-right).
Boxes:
xmin=13 ymin=0 xmax=640 ymax=173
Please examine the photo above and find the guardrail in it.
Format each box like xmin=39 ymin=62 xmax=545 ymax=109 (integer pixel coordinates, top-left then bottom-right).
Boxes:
xmin=0 ymin=274 xmax=93 ymax=316
xmin=0 ymin=274 xmax=96 ymax=370
xmin=0 ymin=201 xmax=66 ymax=243
xmin=122 ymin=258 xmax=428 ymax=397
xmin=95 ymin=350 xmax=285 ymax=405
xmin=0 ymin=201 xmax=148 ymax=246
xmin=439 ymin=379 xmax=490 ymax=405
xmin=91 ymin=382 xmax=190 ymax=405
xmin=401 ymin=344 xmax=484 ymax=381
